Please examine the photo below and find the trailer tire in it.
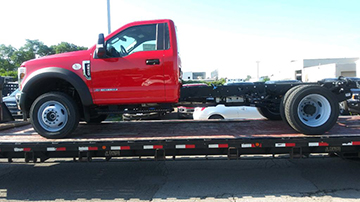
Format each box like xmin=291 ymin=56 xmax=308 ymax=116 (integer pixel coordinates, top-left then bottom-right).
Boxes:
xmin=30 ymin=92 xmax=79 ymax=139
xmin=280 ymin=85 xmax=303 ymax=123
xmin=257 ymin=107 xmax=281 ymax=120
xmin=284 ymin=85 xmax=339 ymax=135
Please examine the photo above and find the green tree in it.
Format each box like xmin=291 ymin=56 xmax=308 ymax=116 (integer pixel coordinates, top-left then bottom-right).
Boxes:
xmin=205 ymin=78 xmax=226 ymax=86
xmin=260 ymin=76 xmax=270 ymax=82
xmin=11 ymin=49 xmax=35 ymax=67
xmin=0 ymin=40 xmax=87 ymax=79
xmin=21 ymin=39 xmax=54 ymax=57
xmin=0 ymin=44 xmax=17 ymax=71
xmin=51 ymin=42 xmax=87 ymax=54
xmin=8 ymin=39 xmax=53 ymax=67
xmin=245 ymin=75 xmax=251 ymax=81
xmin=0 ymin=69 xmax=17 ymax=78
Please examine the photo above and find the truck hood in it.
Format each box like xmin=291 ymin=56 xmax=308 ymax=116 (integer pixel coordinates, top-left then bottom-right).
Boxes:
xmin=22 ymin=50 xmax=90 ymax=66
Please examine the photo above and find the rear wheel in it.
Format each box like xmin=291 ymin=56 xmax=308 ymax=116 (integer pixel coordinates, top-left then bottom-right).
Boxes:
xmin=284 ymin=85 xmax=339 ymax=135
xmin=280 ymin=85 xmax=303 ymax=123
xmin=30 ymin=92 xmax=79 ymax=139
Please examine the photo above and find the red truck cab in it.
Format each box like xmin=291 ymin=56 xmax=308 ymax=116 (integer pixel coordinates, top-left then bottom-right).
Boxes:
xmin=90 ymin=19 xmax=180 ymax=105
xmin=18 ymin=19 xmax=181 ymax=138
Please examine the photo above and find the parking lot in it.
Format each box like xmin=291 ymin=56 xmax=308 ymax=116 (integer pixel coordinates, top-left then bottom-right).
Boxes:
xmin=0 ymin=157 xmax=359 ymax=201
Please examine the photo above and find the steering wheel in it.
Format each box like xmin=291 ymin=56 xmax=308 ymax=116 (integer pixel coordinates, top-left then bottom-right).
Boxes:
xmin=120 ymin=45 xmax=128 ymax=57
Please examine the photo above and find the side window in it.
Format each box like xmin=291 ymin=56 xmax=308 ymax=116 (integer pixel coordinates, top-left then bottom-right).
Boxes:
xmin=106 ymin=24 xmax=157 ymax=57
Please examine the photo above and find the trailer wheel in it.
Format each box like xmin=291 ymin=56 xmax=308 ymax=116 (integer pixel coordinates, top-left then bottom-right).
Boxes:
xmin=86 ymin=115 xmax=108 ymax=124
xmin=257 ymin=107 xmax=281 ymax=120
xmin=280 ymin=85 xmax=303 ymax=122
xmin=284 ymin=85 xmax=339 ymax=135
xmin=30 ymin=92 xmax=79 ymax=139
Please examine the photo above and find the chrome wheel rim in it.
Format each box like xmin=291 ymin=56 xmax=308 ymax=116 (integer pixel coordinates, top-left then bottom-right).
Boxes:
xmin=297 ymin=94 xmax=331 ymax=127
xmin=37 ymin=101 xmax=68 ymax=132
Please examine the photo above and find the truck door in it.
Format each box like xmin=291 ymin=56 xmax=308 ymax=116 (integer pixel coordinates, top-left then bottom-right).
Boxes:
xmin=91 ymin=23 xmax=168 ymax=105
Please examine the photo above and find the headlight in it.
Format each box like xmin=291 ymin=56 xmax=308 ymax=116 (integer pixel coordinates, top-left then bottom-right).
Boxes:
xmin=18 ymin=67 xmax=26 ymax=90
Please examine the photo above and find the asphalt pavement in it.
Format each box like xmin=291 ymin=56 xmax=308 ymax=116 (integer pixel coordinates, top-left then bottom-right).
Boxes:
xmin=0 ymin=157 xmax=359 ymax=201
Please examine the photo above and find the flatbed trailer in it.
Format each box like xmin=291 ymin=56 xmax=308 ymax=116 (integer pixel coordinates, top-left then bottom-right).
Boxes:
xmin=0 ymin=116 xmax=359 ymax=163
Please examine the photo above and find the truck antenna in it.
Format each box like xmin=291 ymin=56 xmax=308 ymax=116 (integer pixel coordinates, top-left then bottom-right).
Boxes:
xmin=107 ymin=0 xmax=111 ymax=34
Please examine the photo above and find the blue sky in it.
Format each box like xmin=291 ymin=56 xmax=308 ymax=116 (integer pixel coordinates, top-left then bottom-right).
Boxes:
xmin=1 ymin=0 xmax=359 ymax=78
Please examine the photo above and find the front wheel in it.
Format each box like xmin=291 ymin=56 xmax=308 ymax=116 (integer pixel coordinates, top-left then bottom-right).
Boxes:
xmin=284 ymin=85 xmax=339 ymax=135
xmin=30 ymin=92 xmax=79 ymax=139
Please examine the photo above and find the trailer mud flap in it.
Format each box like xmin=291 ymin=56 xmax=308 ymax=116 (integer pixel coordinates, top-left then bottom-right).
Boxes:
xmin=155 ymin=149 xmax=166 ymax=161
xmin=290 ymin=147 xmax=303 ymax=159
xmin=24 ymin=151 xmax=36 ymax=163
xmin=227 ymin=147 xmax=239 ymax=160
xmin=78 ymin=151 xmax=93 ymax=162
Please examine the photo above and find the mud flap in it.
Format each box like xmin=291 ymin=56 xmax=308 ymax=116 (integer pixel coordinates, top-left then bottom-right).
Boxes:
xmin=0 ymin=76 xmax=14 ymax=122
xmin=0 ymin=103 xmax=14 ymax=122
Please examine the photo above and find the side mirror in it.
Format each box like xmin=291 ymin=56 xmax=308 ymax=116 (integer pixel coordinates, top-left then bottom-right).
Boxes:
xmin=95 ymin=33 xmax=106 ymax=58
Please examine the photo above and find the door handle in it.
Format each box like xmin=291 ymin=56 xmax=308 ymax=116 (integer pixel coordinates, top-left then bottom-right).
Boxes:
xmin=146 ymin=59 xmax=160 ymax=65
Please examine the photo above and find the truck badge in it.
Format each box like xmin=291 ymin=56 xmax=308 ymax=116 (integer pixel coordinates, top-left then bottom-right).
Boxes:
xmin=72 ymin=63 xmax=82 ymax=70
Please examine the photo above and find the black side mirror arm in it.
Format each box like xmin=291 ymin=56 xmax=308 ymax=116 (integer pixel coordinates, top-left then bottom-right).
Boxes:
xmin=95 ymin=33 xmax=106 ymax=59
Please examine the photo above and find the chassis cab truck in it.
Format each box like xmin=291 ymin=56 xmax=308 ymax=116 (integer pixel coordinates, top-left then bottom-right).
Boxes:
xmin=17 ymin=19 xmax=358 ymax=139
xmin=19 ymin=20 xmax=180 ymax=138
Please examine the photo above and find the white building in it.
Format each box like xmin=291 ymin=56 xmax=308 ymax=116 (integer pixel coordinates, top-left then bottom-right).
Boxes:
xmin=210 ymin=69 xmax=219 ymax=80
xmin=182 ymin=72 xmax=206 ymax=81
xmin=274 ymin=58 xmax=359 ymax=82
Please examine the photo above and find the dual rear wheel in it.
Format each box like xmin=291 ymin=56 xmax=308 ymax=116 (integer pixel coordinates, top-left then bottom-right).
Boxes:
xmin=281 ymin=85 xmax=339 ymax=135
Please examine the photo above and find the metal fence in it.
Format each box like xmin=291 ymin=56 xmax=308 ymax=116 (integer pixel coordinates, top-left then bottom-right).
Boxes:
xmin=2 ymin=82 xmax=18 ymax=97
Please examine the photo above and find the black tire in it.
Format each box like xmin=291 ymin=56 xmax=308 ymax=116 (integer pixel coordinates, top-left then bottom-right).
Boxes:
xmin=257 ymin=107 xmax=282 ymax=120
xmin=209 ymin=115 xmax=224 ymax=119
xmin=339 ymin=101 xmax=350 ymax=115
xmin=284 ymin=85 xmax=339 ymax=135
xmin=86 ymin=114 xmax=108 ymax=124
xmin=280 ymin=85 xmax=303 ymax=123
xmin=30 ymin=92 xmax=79 ymax=139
